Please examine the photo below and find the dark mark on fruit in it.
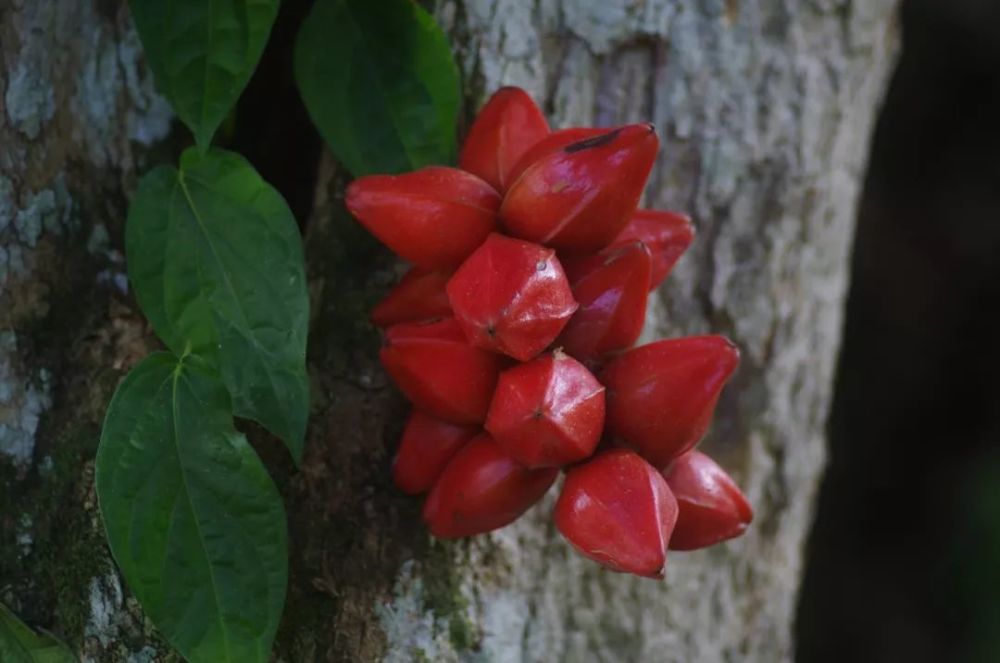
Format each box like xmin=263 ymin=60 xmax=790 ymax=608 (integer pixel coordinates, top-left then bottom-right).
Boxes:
xmin=564 ymin=128 xmax=623 ymax=153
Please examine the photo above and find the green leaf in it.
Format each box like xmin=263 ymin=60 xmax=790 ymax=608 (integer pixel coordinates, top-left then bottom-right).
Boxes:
xmin=96 ymin=353 xmax=287 ymax=663
xmin=126 ymin=147 xmax=309 ymax=462
xmin=0 ymin=604 xmax=76 ymax=663
xmin=294 ymin=0 xmax=460 ymax=175
xmin=130 ymin=0 xmax=280 ymax=148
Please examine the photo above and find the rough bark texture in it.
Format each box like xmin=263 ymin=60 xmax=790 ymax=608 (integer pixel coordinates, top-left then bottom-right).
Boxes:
xmin=0 ymin=1 xmax=898 ymax=662
xmin=0 ymin=2 xmax=175 ymax=661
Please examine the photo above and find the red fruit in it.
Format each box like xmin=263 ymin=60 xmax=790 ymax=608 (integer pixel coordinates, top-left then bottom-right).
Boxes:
xmin=380 ymin=318 xmax=508 ymax=424
xmin=446 ymin=233 xmax=578 ymax=361
xmin=346 ymin=167 xmax=500 ymax=270
xmin=554 ymin=449 xmax=678 ymax=578
xmin=504 ymin=127 xmax=605 ymax=190
xmin=392 ymin=411 xmax=478 ymax=495
xmin=500 ymin=124 xmax=659 ymax=253
xmin=600 ymin=336 xmax=740 ymax=469
xmin=485 ymin=351 xmax=605 ymax=468
xmin=459 ymin=87 xmax=550 ymax=193
xmin=557 ymin=242 xmax=652 ymax=363
xmin=612 ymin=209 xmax=695 ymax=290
xmin=662 ymin=450 xmax=753 ymax=551
xmin=423 ymin=433 xmax=558 ymax=538
xmin=370 ymin=268 xmax=452 ymax=327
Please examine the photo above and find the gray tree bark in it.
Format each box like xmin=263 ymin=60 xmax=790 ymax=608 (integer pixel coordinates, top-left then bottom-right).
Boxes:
xmin=1 ymin=1 xmax=899 ymax=662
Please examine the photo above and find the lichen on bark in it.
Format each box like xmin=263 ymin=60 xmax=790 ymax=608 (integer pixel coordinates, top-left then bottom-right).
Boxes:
xmin=1 ymin=1 xmax=172 ymax=661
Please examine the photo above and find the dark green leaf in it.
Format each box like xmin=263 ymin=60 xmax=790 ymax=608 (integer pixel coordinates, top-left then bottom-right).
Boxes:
xmin=130 ymin=0 xmax=280 ymax=148
xmin=96 ymin=353 xmax=287 ymax=663
xmin=0 ymin=604 xmax=76 ymax=663
xmin=294 ymin=0 xmax=460 ymax=175
xmin=125 ymin=147 xmax=309 ymax=462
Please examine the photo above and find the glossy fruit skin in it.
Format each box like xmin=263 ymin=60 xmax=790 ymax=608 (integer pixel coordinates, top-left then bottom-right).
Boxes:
xmin=446 ymin=233 xmax=578 ymax=361
xmin=393 ymin=411 xmax=478 ymax=495
xmin=557 ymin=242 xmax=652 ymax=363
xmin=500 ymin=124 xmax=659 ymax=253
xmin=380 ymin=318 xmax=509 ymax=424
xmin=504 ymin=127 xmax=605 ymax=190
xmin=346 ymin=166 xmax=500 ymax=270
xmin=350 ymin=84 xmax=754 ymax=566
xmin=600 ymin=336 xmax=740 ymax=469
xmin=612 ymin=209 xmax=695 ymax=290
xmin=423 ymin=433 xmax=558 ymax=538
xmin=370 ymin=268 xmax=452 ymax=327
xmin=554 ymin=449 xmax=678 ymax=578
xmin=485 ymin=351 xmax=605 ymax=468
xmin=459 ymin=87 xmax=550 ymax=193
xmin=662 ymin=450 xmax=753 ymax=551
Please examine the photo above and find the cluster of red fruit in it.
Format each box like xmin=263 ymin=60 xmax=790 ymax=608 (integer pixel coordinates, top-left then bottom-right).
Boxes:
xmin=346 ymin=88 xmax=752 ymax=578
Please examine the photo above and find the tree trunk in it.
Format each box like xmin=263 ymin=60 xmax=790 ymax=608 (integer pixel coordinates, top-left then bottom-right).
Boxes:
xmin=0 ymin=1 xmax=899 ymax=662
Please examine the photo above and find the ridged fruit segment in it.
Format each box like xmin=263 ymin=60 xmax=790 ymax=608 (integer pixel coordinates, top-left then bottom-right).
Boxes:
xmin=485 ymin=351 xmax=605 ymax=468
xmin=662 ymin=450 xmax=753 ymax=551
xmin=600 ymin=336 xmax=740 ymax=468
xmin=555 ymin=449 xmax=678 ymax=578
xmin=380 ymin=318 xmax=508 ymax=424
xmin=501 ymin=124 xmax=659 ymax=253
xmin=423 ymin=434 xmax=558 ymax=538
xmin=446 ymin=233 xmax=577 ymax=361
xmin=459 ymin=87 xmax=550 ymax=193
xmin=611 ymin=209 xmax=694 ymax=290
xmin=393 ymin=411 xmax=478 ymax=495
xmin=346 ymin=166 xmax=500 ymax=270
xmin=371 ymin=268 xmax=452 ymax=327
xmin=558 ymin=242 xmax=652 ymax=363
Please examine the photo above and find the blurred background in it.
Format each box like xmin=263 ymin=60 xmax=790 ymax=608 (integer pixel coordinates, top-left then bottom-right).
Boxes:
xmin=795 ymin=1 xmax=1000 ymax=661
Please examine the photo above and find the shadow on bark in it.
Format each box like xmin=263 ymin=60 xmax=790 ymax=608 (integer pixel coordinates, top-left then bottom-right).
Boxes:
xmin=797 ymin=1 xmax=1000 ymax=661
